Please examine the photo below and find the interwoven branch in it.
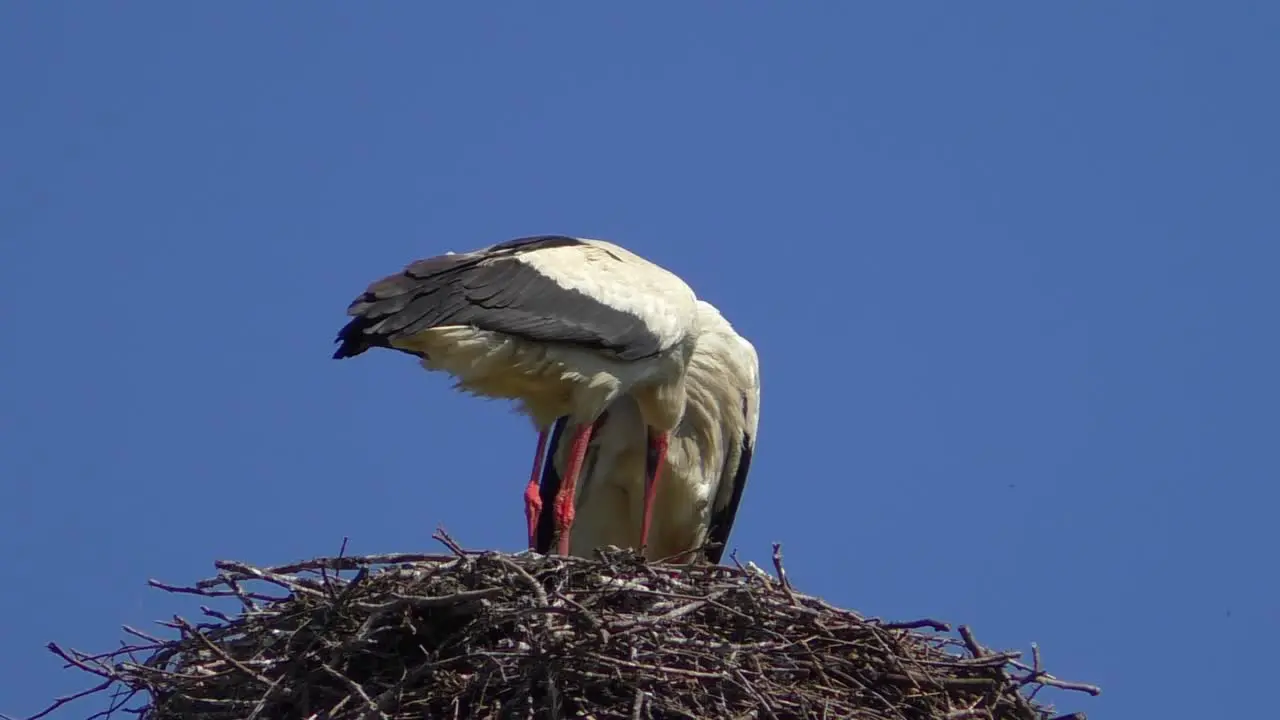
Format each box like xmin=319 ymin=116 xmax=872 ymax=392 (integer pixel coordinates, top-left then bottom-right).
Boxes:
xmin=30 ymin=536 xmax=1099 ymax=720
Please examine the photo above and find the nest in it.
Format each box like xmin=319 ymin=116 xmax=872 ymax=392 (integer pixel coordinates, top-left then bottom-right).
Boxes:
xmin=35 ymin=534 xmax=1099 ymax=720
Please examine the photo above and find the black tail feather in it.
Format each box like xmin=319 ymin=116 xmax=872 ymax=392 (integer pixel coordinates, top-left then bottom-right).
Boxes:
xmin=533 ymin=417 xmax=570 ymax=554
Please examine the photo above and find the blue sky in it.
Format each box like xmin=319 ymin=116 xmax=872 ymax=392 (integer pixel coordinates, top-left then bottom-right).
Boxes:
xmin=2 ymin=4 xmax=1276 ymax=719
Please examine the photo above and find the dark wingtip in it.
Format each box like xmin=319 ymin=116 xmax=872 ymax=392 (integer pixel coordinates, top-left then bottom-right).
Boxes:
xmin=332 ymin=316 xmax=423 ymax=361
xmin=331 ymin=317 xmax=377 ymax=360
xmin=332 ymin=341 xmax=363 ymax=360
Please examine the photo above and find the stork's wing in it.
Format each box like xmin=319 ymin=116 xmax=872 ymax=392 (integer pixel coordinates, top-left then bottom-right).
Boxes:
xmin=334 ymin=235 xmax=668 ymax=362
xmin=704 ymin=429 xmax=754 ymax=565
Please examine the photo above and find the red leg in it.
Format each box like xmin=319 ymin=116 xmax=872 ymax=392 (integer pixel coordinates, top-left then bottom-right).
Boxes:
xmin=524 ymin=429 xmax=549 ymax=550
xmin=639 ymin=430 xmax=670 ymax=552
xmin=553 ymin=422 xmax=596 ymax=556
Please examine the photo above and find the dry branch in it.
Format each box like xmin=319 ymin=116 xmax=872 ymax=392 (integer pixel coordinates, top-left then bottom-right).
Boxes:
xmin=30 ymin=539 xmax=1099 ymax=720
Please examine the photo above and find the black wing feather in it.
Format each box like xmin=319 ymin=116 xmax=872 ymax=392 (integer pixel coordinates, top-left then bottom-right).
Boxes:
xmin=333 ymin=235 xmax=664 ymax=361
xmin=704 ymin=431 xmax=754 ymax=565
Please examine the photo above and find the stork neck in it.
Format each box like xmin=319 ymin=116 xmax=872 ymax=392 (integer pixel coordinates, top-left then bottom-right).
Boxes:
xmin=633 ymin=378 xmax=686 ymax=433
xmin=637 ymin=332 xmax=698 ymax=431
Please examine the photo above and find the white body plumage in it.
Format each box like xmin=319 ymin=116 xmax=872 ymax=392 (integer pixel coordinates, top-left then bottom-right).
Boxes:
xmin=539 ymin=301 xmax=761 ymax=564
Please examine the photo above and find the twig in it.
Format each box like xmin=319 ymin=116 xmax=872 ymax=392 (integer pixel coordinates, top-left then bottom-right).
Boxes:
xmin=84 ymin=685 xmax=139 ymax=720
xmin=45 ymin=643 xmax=113 ymax=680
xmin=146 ymin=578 xmax=279 ymax=603
xmin=733 ymin=667 xmax=779 ymax=719
xmin=493 ymin=556 xmax=549 ymax=608
xmin=432 ymin=527 xmax=468 ymax=557
xmin=355 ymin=586 xmax=503 ymax=613
xmin=590 ymin=654 xmax=726 ymax=679
xmin=958 ymin=625 xmax=989 ymax=658
xmin=319 ymin=536 xmax=356 ymax=597
xmin=199 ymin=605 xmax=234 ymax=623
xmin=120 ymin=625 xmax=165 ymax=644
xmin=879 ymin=673 xmax=997 ymax=690
xmin=220 ymin=573 xmax=264 ymax=611
xmin=915 ymin=651 xmax=1022 ymax=668
xmin=208 ymin=561 xmax=327 ymax=597
xmin=771 ymin=542 xmax=796 ymax=604
xmin=879 ymin=618 xmax=951 ymax=632
xmin=1009 ymin=647 xmax=1103 ymax=696
xmin=613 ymin=591 xmax=727 ymax=633
xmin=173 ymin=617 xmax=276 ymax=688
xmin=945 ymin=709 xmax=992 ymax=720
xmin=630 ymin=688 xmax=645 ymax=720
xmin=551 ymin=589 xmax=610 ymax=644
xmin=1015 ymin=670 xmax=1103 ymax=697
xmin=23 ymin=679 xmax=113 ymax=720
xmin=335 ymin=567 xmax=370 ymax=605
xmin=263 ymin=553 xmax=457 ymax=575
xmin=322 ymin=663 xmax=388 ymax=720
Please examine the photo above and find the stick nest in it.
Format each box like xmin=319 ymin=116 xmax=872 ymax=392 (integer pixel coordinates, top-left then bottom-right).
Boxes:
xmin=37 ymin=537 xmax=1099 ymax=720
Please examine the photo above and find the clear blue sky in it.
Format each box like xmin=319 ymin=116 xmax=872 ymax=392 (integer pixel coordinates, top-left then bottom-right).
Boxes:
xmin=2 ymin=4 xmax=1276 ymax=719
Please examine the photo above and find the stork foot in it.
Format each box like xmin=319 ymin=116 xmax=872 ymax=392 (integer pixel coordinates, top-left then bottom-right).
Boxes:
xmin=554 ymin=496 xmax=576 ymax=556
xmin=524 ymin=480 xmax=542 ymax=550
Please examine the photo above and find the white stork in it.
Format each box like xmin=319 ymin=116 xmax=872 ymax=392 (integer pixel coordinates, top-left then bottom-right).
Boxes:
xmin=332 ymin=235 xmax=701 ymax=556
xmin=533 ymin=300 xmax=760 ymax=564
